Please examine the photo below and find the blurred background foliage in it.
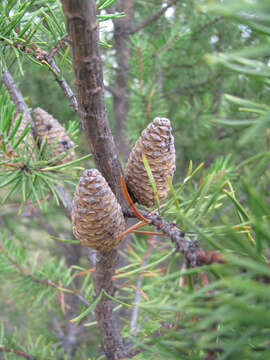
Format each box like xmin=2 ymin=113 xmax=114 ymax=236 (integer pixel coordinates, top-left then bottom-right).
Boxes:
xmin=1 ymin=0 xmax=270 ymax=359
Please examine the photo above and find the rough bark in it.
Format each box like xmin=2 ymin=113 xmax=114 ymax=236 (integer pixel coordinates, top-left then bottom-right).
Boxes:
xmin=60 ymin=1 xmax=129 ymax=358
xmin=93 ymin=250 xmax=125 ymax=359
xmin=61 ymin=0 xmax=128 ymax=212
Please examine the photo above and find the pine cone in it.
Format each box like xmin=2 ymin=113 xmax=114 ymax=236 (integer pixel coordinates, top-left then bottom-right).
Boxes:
xmin=72 ymin=169 xmax=125 ymax=251
xmin=14 ymin=113 xmax=34 ymax=149
xmin=32 ymin=107 xmax=75 ymax=164
xmin=125 ymin=117 xmax=175 ymax=207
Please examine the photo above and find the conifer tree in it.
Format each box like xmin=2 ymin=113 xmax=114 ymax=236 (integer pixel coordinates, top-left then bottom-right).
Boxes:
xmin=1 ymin=1 xmax=270 ymax=360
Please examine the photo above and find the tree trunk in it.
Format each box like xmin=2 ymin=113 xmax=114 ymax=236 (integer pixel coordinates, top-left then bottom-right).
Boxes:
xmin=61 ymin=0 xmax=127 ymax=212
xmin=61 ymin=1 xmax=129 ymax=358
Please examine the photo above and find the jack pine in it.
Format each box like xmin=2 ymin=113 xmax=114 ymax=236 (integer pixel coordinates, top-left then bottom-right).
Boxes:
xmin=32 ymin=107 xmax=75 ymax=164
xmin=72 ymin=169 xmax=125 ymax=251
xmin=125 ymin=117 xmax=175 ymax=207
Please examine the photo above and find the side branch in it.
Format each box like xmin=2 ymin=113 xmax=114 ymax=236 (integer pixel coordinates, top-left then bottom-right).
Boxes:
xmin=1 ymin=68 xmax=37 ymax=139
xmin=44 ymin=56 xmax=78 ymax=113
xmin=2 ymin=68 xmax=74 ymax=220
xmin=147 ymin=213 xmax=224 ymax=267
xmin=124 ymin=209 xmax=224 ymax=267
xmin=4 ymin=40 xmax=79 ymax=113
xmin=129 ymin=0 xmax=179 ymax=35
xmin=0 ymin=347 xmax=34 ymax=360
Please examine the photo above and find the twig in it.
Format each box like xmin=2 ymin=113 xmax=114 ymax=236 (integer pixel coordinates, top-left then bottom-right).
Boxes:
xmin=129 ymin=0 xmax=179 ymax=35
xmin=104 ymin=85 xmax=119 ymax=97
xmin=44 ymin=56 xmax=78 ymax=113
xmin=0 ymin=347 xmax=35 ymax=360
xmin=0 ymin=241 xmax=69 ymax=291
xmin=120 ymin=182 xmax=224 ymax=267
xmin=1 ymin=37 xmax=78 ymax=113
xmin=49 ymin=36 xmax=69 ymax=58
xmin=143 ymin=211 xmax=224 ymax=267
xmin=0 ymin=239 xmax=90 ymax=310
xmin=1 ymin=68 xmax=37 ymax=139
xmin=35 ymin=209 xmax=59 ymax=237
xmin=75 ymin=293 xmax=91 ymax=307
xmin=160 ymin=74 xmax=222 ymax=99
xmin=192 ymin=17 xmax=221 ymax=40
xmin=55 ymin=184 xmax=73 ymax=220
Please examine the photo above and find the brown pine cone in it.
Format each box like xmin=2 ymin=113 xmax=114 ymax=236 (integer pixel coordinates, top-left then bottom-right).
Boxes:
xmin=32 ymin=107 xmax=75 ymax=164
xmin=72 ymin=169 xmax=125 ymax=251
xmin=125 ymin=117 xmax=175 ymax=207
xmin=14 ymin=113 xmax=34 ymax=149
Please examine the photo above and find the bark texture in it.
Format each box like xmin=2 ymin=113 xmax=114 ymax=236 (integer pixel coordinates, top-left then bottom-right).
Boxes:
xmin=94 ymin=250 xmax=125 ymax=359
xmin=61 ymin=0 xmax=127 ymax=212
xmin=60 ymin=1 xmax=129 ymax=358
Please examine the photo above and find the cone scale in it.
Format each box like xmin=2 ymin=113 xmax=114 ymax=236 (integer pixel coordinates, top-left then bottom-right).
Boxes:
xmin=72 ymin=169 xmax=125 ymax=251
xmin=125 ymin=117 xmax=176 ymax=207
xmin=32 ymin=107 xmax=75 ymax=164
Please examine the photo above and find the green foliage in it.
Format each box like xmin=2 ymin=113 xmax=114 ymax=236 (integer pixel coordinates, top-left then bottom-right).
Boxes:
xmin=204 ymin=0 xmax=270 ymax=151
xmin=0 ymin=86 xmax=90 ymax=210
xmin=1 ymin=0 xmax=270 ymax=359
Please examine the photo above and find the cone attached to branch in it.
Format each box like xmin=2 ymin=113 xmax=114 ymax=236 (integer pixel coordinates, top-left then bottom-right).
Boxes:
xmin=32 ymin=107 xmax=75 ymax=164
xmin=125 ymin=117 xmax=176 ymax=207
xmin=72 ymin=169 xmax=125 ymax=251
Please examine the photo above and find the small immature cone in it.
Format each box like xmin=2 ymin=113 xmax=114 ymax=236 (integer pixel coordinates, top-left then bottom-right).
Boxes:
xmin=72 ymin=169 xmax=125 ymax=251
xmin=32 ymin=107 xmax=75 ymax=164
xmin=125 ymin=117 xmax=176 ymax=207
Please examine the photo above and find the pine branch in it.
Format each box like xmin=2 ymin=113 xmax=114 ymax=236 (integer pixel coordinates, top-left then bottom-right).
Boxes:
xmin=1 ymin=29 xmax=78 ymax=113
xmin=49 ymin=36 xmax=70 ymax=58
xmin=129 ymin=0 xmax=179 ymax=35
xmin=192 ymin=17 xmax=221 ymax=39
xmin=161 ymin=73 xmax=223 ymax=98
xmin=44 ymin=56 xmax=79 ymax=113
xmin=55 ymin=184 xmax=73 ymax=220
xmin=146 ymin=212 xmax=224 ymax=266
xmin=1 ymin=67 xmax=74 ymax=220
xmin=1 ymin=68 xmax=37 ymax=139
xmin=0 ymin=241 xmax=66 ymax=290
xmin=124 ymin=209 xmax=224 ymax=267
xmin=0 ymin=347 xmax=35 ymax=360
xmin=1 ymin=69 xmax=82 ymax=357
xmin=0 ymin=238 xmax=90 ymax=310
